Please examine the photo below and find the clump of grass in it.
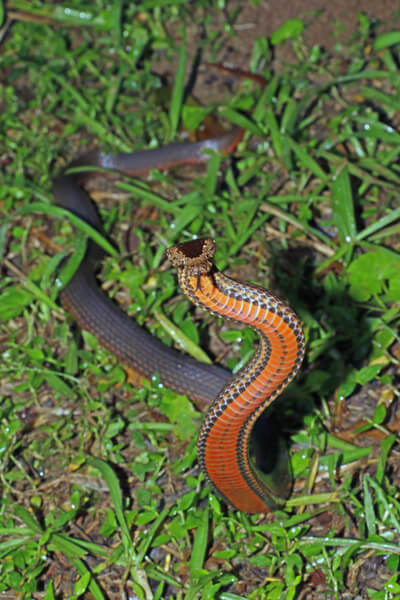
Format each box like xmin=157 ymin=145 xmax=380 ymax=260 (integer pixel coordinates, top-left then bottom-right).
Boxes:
xmin=1 ymin=3 xmax=399 ymax=598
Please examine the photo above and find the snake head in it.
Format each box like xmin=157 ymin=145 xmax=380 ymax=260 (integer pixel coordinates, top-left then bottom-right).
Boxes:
xmin=166 ymin=238 xmax=216 ymax=276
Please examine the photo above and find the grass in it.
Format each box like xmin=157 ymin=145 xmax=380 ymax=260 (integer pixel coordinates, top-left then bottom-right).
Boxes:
xmin=1 ymin=2 xmax=400 ymax=598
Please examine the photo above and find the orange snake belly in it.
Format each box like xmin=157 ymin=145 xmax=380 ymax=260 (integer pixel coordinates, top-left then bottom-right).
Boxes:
xmin=167 ymin=238 xmax=305 ymax=513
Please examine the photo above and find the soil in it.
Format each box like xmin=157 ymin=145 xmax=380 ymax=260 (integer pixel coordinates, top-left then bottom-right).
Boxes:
xmin=237 ymin=0 xmax=398 ymax=51
xmin=161 ymin=2 xmax=400 ymax=109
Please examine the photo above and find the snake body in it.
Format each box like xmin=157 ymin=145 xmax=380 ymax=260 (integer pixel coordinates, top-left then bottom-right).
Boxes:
xmin=54 ymin=127 xmax=304 ymax=513
xmin=54 ymin=130 xmax=242 ymax=407
xmin=167 ymin=239 xmax=305 ymax=513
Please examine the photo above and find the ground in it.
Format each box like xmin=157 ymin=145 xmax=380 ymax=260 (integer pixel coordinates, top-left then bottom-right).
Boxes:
xmin=1 ymin=2 xmax=400 ymax=599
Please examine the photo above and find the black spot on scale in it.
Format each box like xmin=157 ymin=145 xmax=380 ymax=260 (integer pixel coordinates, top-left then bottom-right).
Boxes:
xmin=237 ymin=454 xmax=246 ymax=467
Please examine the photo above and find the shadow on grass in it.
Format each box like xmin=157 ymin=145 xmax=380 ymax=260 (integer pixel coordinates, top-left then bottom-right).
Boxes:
xmin=251 ymin=243 xmax=376 ymax=494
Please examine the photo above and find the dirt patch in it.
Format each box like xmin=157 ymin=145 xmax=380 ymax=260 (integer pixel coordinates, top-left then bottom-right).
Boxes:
xmin=236 ymin=1 xmax=399 ymax=54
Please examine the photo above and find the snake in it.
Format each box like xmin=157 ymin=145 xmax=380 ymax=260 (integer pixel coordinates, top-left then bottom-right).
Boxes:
xmin=167 ymin=239 xmax=305 ymax=513
xmin=53 ymin=128 xmax=242 ymax=409
xmin=54 ymin=125 xmax=305 ymax=513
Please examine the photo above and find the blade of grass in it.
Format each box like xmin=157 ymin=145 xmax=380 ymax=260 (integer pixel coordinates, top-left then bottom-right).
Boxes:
xmin=220 ymin=107 xmax=264 ymax=137
xmin=358 ymin=157 xmax=400 ymax=185
xmin=259 ymin=201 xmax=336 ymax=255
xmin=12 ymin=505 xmax=43 ymax=534
xmin=87 ymin=457 xmax=134 ymax=555
xmin=330 ymin=165 xmax=357 ymax=260
xmin=298 ymin=536 xmax=400 ymax=555
xmin=320 ymin=150 xmax=399 ymax=190
xmin=22 ymin=202 xmax=117 ymax=257
xmin=363 ymin=477 xmax=376 ymax=536
xmin=3 ymin=257 xmax=62 ymax=314
xmin=285 ymin=137 xmax=329 ymax=182
xmin=0 ymin=536 xmax=34 ymax=558
xmin=353 ymin=116 xmax=400 ymax=145
xmin=111 ymin=0 xmax=124 ymax=45
xmin=66 ymin=555 xmax=105 ymax=600
xmin=117 ymin=181 xmax=181 ymax=214
xmin=54 ymin=234 xmax=87 ymax=295
xmin=154 ymin=309 xmax=212 ymax=364
xmin=360 ymin=85 xmax=400 ymax=113
xmin=286 ymin=492 xmax=341 ymax=507
xmin=355 ymin=206 xmax=400 ymax=242
xmin=136 ymin=505 xmax=169 ymax=564
xmin=376 ymin=434 xmax=397 ymax=485
xmin=189 ymin=507 xmax=209 ymax=579
xmin=366 ymin=476 xmax=400 ymax=535
xmin=374 ymin=31 xmax=400 ymax=50
xmin=169 ymin=34 xmax=187 ymax=140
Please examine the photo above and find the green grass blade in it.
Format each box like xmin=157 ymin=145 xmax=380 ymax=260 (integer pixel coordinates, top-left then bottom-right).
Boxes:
xmin=363 ymin=477 xmax=376 ymax=536
xmin=353 ymin=116 xmax=400 ymax=145
xmin=54 ymin=235 xmax=87 ymax=296
xmin=136 ymin=505 xmax=170 ymax=564
xmin=0 ymin=536 xmax=33 ymax=558
xmin=355 ymin=206 xmax=400 ymax=242
xmin=87 ymin=457 xmax=135 ymax=557
xmin=285 ymin=137 xmax=329 ymax=182
xmin=13 ymin=505 xmax=43 ymax=534
xmin=376 ymin=434 xmax=397 ymax=485
xmin=374 ymin=30 xmax=400 ymax=50
xmin=169 ymin=35 xmax=187 ymax=140
xmin=68 ymin=555 xmax=105 ymax=600
xmin=330 ymin=165 xmax=357 ymax=252
xmin=189 ymin=507 xmax=209 ymax=579
xmin=118 ymin=181 xmax=181 ymax=214
xmin=23 ymin=202 xmax=117 ymax=257
xmin=154 ymin=309 xmax=212 ymax=364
